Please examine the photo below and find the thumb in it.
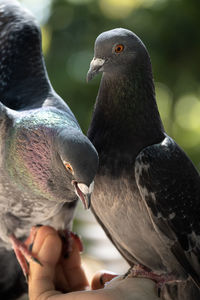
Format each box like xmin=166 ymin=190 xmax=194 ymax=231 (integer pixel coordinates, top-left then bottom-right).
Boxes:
xmin=91 ymin=270 xmax=118 ymax=290
xmin=28 ymin=226 xmax=62 ymax=300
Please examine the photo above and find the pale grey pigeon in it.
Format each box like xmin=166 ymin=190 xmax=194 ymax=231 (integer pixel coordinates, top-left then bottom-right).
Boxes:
xmin=0 ymin=0 xmax=98 ymax=296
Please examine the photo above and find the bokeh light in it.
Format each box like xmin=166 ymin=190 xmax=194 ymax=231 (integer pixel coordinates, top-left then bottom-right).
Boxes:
xmin=67 ymin=0 xmax=94 ymax=4
xmin=20 ymin=0 xmax=52 ymax=24
xmin=155 ymin=82 xmax=173 ymax=132
xmin=99 ymin=0 xmax=156 ymax=19
xmin=50 ymin=4 xmax=74 ymax=30
xmin=99 ymin=0 xmax=142 ymax=19
xmin=67 ymin=50 xmax=93 ymax=82
xmin=172 ymin=94 xmax=200 ymax=150
xmin=175 ymin=94 xmax=200 ymax=131
xmin=41 ymin=26 xmax=52 ymax=55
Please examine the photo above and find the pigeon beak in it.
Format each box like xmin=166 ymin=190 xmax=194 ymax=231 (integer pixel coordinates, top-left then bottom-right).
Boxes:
xmin=72 ymin=181 xmax=94 ymax=209
xmin=87 ymin=57 xmax=105 ymax=82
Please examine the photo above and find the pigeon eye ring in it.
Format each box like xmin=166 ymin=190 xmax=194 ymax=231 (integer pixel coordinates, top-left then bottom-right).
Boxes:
xmin=115 ymin=44 xmax=124 ymax=53
xmin=63 ymin=161 xmax=74 ymax=175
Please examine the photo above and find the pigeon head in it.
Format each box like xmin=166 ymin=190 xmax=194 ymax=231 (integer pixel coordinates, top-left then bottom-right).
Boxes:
xmin=5 ymin=109 xmax=98 ymax=209
xmin=87 ymin=28 xmax=150 ymax=81
xmin=56 ymin=128 xmax=99 ymax=209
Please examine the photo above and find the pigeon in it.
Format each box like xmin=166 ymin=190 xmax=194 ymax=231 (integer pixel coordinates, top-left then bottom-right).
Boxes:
xmin=87 ymin=28 xmax=200 ymax=300
xmin=0 ymin=0 xmax=98 ymax=287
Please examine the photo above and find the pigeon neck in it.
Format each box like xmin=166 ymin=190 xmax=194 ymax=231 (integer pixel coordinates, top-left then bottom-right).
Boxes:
xmin=88 ymin=67 xmax=165 ymax=160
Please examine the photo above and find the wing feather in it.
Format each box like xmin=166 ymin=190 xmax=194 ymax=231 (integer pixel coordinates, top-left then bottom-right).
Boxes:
xmin=135 ymin=135 xmax=200 ymax=288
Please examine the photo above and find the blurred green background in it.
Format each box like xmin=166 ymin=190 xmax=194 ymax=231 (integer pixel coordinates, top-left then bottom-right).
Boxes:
xmin=20 ymin=0 xmax=200 ymax=169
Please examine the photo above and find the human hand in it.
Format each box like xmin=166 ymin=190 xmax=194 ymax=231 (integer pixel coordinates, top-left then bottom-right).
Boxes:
xmin=28 ymin=226 xmax=159 ymax=300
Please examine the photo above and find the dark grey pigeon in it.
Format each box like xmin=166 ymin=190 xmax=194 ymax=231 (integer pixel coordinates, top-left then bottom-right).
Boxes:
xmin=87 ymin=28 xmax=200 ymax=300
xmin=0 ymin=0 xmax=98 ymax=295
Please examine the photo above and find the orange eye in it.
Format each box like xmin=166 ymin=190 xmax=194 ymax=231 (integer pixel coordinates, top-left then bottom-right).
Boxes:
xmin=64 ymin=162 xmax=74 ymax=174
xmin=115 ymin=44 xmax=124 ymax=53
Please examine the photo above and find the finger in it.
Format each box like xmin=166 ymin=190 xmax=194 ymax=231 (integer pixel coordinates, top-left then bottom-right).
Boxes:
xmin=24 ymin=225 xmax=41 ymax=248
xmin=60 ymin=232 xmax=89 ymax=291
xmin=28 ymin=226 xmax=62 ymax=300
xmin=91 ymin=271 xmax=118 ymax=290
xmin=54 ymin=264 xmax=70 ymax=293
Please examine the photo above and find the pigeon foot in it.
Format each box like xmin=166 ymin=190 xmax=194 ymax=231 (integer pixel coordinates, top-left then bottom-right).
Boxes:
xmin=127 ymin=264 xmax=181 ymax=296
xmin=129 ymin=264 xmax=173 ymax=284
xmin=10 ymin=227 xmax=42 ymax=280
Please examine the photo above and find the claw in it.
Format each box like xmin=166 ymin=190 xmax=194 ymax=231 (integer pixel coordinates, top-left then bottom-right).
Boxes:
xmin=10 ymin=229 xmax=43 ymax=279
xmin=70 ymin=232 xmax=83 ymax=252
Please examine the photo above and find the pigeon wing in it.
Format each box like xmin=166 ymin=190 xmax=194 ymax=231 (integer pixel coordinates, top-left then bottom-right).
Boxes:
xmin=135 ymin=134 xmax=200 ymax=288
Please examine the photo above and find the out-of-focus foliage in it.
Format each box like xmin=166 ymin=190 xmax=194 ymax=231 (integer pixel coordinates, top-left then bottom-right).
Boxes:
xmin=21 ymin=0 xmax=200 ymax=169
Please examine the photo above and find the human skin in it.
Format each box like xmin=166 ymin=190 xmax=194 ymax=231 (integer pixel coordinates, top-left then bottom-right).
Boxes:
xmin=28 ymin=226 xmax=159 ymax=300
